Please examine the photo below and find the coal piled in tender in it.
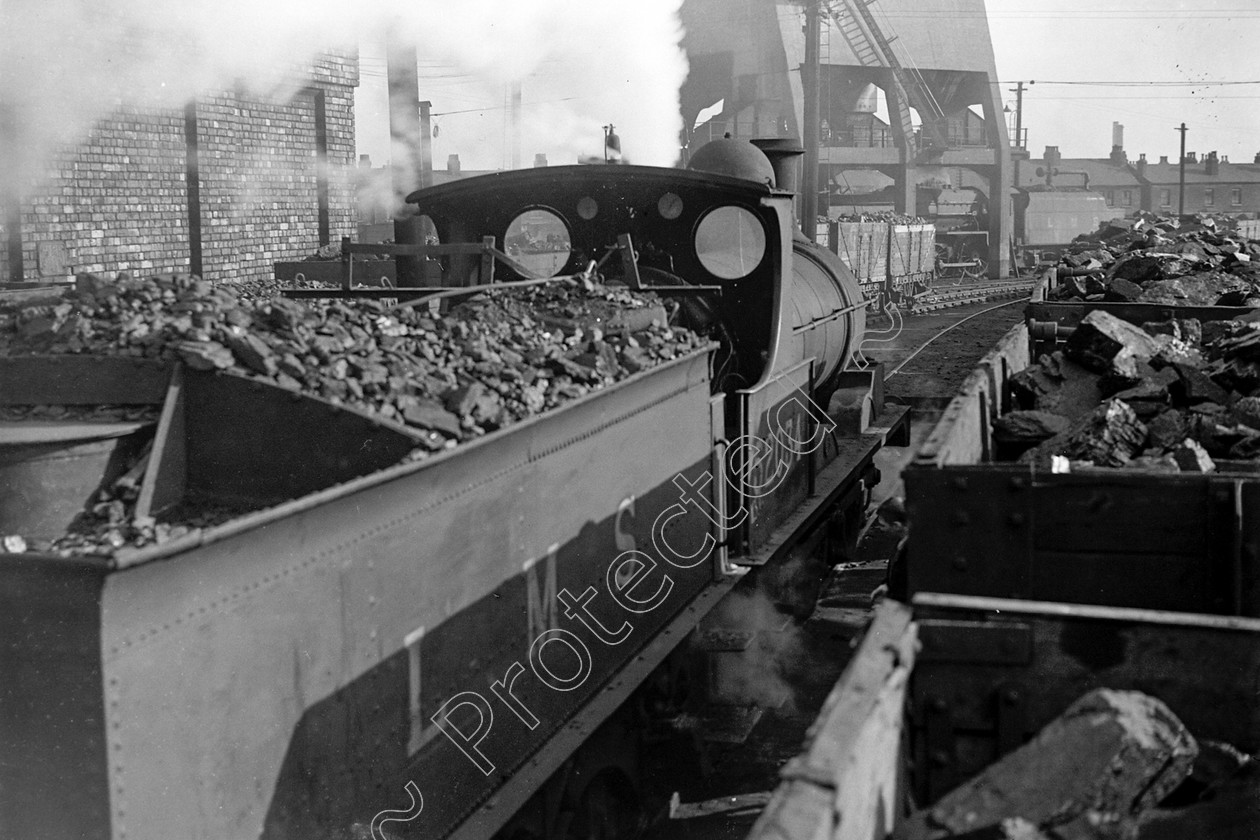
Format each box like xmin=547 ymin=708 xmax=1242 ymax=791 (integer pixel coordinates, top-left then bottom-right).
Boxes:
xmin=0 ymin=272 xmax=706 ymax=554
xmin=1046 ymin=215 xmax=1260 ymax=307
xmin=1 ymin=272 xmax=703 ymax=437
xmin=1006 ymin=309 xmax=1260 ymax=471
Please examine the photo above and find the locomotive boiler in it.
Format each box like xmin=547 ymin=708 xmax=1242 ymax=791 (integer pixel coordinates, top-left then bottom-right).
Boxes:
xmin=0 ymin=139 xmax=907 ymax=840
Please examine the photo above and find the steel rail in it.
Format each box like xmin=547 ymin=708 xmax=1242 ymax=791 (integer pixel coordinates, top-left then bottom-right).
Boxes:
xmin=887 ymin=298 xmax=1024 ymax=378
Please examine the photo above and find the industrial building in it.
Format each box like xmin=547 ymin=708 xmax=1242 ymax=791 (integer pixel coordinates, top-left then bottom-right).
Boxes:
xmin=679 ymin=0 xmax=1013 ymax=276
xmin=1 ymin=51 xmax=360 ymax=285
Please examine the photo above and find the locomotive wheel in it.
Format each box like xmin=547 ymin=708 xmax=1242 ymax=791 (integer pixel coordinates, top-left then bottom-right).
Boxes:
xmin=963 ymin=258 xmax=988 ymax=281
xmin=568 ymin=771 xmax=642 ymax=840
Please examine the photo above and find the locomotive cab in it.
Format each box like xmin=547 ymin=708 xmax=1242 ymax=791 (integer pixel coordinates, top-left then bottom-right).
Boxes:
xmin=405 ymin=140 xmax=906 ymax=565
xmin=403 ymin=139 xmax=867 ymax=409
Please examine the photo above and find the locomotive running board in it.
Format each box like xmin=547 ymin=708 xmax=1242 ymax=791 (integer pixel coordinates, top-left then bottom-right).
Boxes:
xmin=736 ymin=428 xmax=891 ymax=569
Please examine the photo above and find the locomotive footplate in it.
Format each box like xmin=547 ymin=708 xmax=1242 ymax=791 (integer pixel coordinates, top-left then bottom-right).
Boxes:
xmin=738 ymin=405 xmax=908 ymax=569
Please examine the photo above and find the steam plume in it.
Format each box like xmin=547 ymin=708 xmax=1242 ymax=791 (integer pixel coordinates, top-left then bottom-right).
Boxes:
xmin=0 ymin=0 xmax=689 ymax=201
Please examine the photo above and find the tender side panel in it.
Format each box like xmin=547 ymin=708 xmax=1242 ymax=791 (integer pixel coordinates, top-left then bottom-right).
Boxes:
xmin=1 ymin=557 xmax=111 ymax=840
xmin=96 ymin=352 xmax=719 ymax=840
xmin=910 ymin=593 xmax=1260 ymax=804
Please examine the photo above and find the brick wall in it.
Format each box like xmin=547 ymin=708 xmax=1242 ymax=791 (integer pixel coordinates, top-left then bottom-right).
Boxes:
xmin=4 ymin=105 xmax=190 ymax=281
xmin=2 ymin=49 xmax=359 ymax=284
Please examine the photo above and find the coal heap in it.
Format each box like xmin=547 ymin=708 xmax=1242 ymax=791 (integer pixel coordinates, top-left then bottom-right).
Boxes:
xmin=1000 ymin=310 xmax=1260 ymax=471
xmin=1047 ymin=215 xmax=1260 ymax=307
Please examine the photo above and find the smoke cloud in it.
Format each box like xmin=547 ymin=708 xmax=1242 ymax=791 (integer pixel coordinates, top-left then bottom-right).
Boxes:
xmin=702 ymin=582 xmax=808 ymax=715
xmin=369 ymin=0 xmax=689 ymax=169
xmin=0 ymin=0 xmax=689 ymax=199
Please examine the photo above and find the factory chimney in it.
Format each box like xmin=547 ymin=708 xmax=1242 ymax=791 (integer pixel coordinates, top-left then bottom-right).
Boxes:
xmin=1110 ymin=122 xmax=1126 ymax=164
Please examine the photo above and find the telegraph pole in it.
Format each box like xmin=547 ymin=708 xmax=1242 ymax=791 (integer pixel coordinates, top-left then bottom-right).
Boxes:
xmin=1007 ymin=81 xmax=1032 ymax=150
xmin=801 ymin=0 xmax=821 ymax=240
xmin=509 ymin=82 xmax=522 ymax=170
xmin=419 ymin=100 xmax=433 ymax=188
xmin=1176 ymin=122 xmax=1188 ymax=217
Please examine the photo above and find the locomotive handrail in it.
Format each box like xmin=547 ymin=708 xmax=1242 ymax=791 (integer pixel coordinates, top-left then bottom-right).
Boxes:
xmin=792 ymin=298 xmax=871 ymax=335
xmin=280 ymin=236 xmax=544 ymax=300
xmin=340 ymin=235 xmax=534 ymax=286
xmin=385 ymin=275 xmax=581 ymax=311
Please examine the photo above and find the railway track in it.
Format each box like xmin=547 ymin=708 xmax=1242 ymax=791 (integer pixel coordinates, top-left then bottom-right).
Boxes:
xmin=904 ymin=278 xmax=1033 ymax=314
xmin=887 ymin=298 xmax=1027 ymax=379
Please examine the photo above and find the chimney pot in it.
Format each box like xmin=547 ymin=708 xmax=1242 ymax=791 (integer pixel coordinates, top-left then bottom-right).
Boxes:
xmin=447 ymin=154 xmax=461 ymax=174
xmin=1159 ymin=155 xmax=1169 ymax=164
xmin=1185 ymin=152 xmax=1197 ymax=164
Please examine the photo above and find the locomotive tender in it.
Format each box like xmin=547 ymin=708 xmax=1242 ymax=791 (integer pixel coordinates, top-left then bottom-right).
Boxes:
xmin=1 ymin=139 xmax=908 ymax=840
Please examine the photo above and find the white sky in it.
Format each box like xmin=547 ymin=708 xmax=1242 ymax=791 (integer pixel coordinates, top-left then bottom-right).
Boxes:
xmin=986 ymin=0 xmax=1260 ymax=162
xmin=354 ymin=1 xmax=1260 ymax=169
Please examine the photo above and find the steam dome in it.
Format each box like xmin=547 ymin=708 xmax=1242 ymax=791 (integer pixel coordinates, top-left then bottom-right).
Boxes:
xmin=687 ymin=138 xmax=776 ymax=187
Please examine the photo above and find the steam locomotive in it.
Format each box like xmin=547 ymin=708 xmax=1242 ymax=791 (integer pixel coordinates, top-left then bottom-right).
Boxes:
xmin=1 ymin=139 xmax=907 ymax=840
